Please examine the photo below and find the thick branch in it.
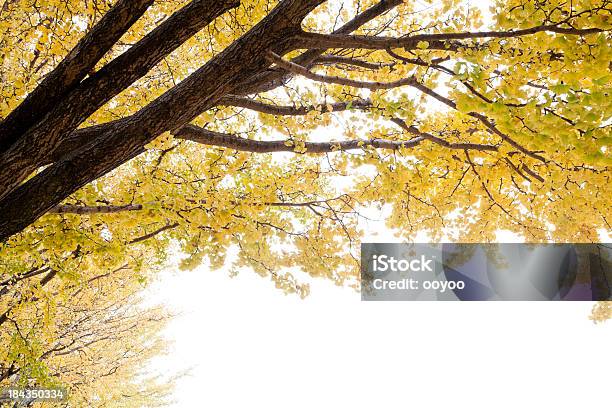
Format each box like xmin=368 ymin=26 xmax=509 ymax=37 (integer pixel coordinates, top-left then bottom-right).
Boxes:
xmin=49 ymin=204 xmax=144 ymax=214
xmin=236 ymin=0 xmax=403 ymax=95
xmin=0 ymin=0 xmax=240 ymax=200
xmin=220 ymin=95 xmax=372 ymax=115
xmin=295 ymin=24 xmax=605 ymax=50
xmin=296 ymin=32 xmax=460 ymax=51
xmin=46 ymin=96 xmax=372 ymax=163
xmin=173 ymin=124 xmax=424 ymax=153
xmin=0 ymin=0 xmax=327 ymax=242
xmin=49 ymin=117 xmax=497 ymax=169
xmin=176 ymin=123 xmax=498 ymax=153
xmin=521 ymin=164 xmax=545 ymax=183
xmin=0 ymin=0 xmax=154 ymax=153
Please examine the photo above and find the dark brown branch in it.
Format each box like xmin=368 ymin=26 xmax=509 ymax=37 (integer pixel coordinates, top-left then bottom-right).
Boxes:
xmin=0 ymin=0 xmax=240 ymax=200
xmin=385 ymin=48 xmax=451 ymax=68
xmin=128 ymin=223 xmax=179 ymax=244
xmin=46 ymin=95 xmax=372 ymax=164
xmin=47 ymin=109 xmax=495 ymax=170
xmin=266 ymin=51 xmax=416 ymax=90
xmin=521 ymin=164 xmax=545 ymax=183
xmin=0 ymin=267 xmax=52 ymax=297
xmin=236 ymin=0 xmax=404 ymax=95
xmin=176 ymin=121 xmax=499 ymax=153
xmin=49 ymin=204 xmax=144 ymax=214
xmin=296 ymin=31 xmax=460 ymax=51
xmin=0 ymin=0 xmax=327 ymax=242
xmin=313 ymin=55 xmax=395 ymax=70
xmin=220 ymin=95 xmax=372 ymax=115
xmin=173 ymin=124 xmax=424 ymax=153
xmin=0 ymin=0 xmax=154 ymax=153
xmin=295 ymin=24 xmax=604 ymax=50
xmin=504 ymin=158 xmax=532 ymax=183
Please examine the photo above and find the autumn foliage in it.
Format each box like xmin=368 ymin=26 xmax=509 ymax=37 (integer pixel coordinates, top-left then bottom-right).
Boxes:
xmin=0 ymin=0 xmax=610 ymax=405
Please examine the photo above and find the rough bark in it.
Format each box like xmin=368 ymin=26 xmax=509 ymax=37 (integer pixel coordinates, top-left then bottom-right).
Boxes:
xmin=174 ymin=123 xmax=498 ymax=153
xmin=0 ymin=0 xmax=326 ymax=242
xmin=294 ymin=25 xmax=604 ymax=50
xmin=234 ymin=0 xmax=403 ymax=95
xmin=266 ymin=51 xmax=418 ymax=89
xmin=173 ymin=124 xmax=424 ymax=152
xmin=0 ymin=0 xmax=240 ymax=200
xmin=219 ymin=95 xmax=373 ymax=115
xmin=0 ymin=0 xmax=154 ymax=153
xmin=43 ymin=96 xmax=372 ymax=164
xmin=47 ymin=119 xmax=498 ymax=157
xmin=49 ymin=204 xmax=144 ymax=214
xmin=38 ymin=0 xmax=404 ymax=165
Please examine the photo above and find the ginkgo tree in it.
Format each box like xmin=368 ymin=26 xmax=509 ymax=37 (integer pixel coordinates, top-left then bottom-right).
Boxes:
xmin=0 ymin=0 xmax=610 ymax=402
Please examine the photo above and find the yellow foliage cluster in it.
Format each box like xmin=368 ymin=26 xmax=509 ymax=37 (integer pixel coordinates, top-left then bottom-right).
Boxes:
xmin=0 ymin=0 xmax=611 ymax=402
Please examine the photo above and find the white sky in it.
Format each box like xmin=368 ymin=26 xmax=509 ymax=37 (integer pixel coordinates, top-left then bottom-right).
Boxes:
xmin=147 ymin=259 xmax=612 ymax=408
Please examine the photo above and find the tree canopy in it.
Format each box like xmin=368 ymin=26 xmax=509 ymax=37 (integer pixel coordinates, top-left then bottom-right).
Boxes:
xmin=0 ymin=0 xmax=611 ymax=404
